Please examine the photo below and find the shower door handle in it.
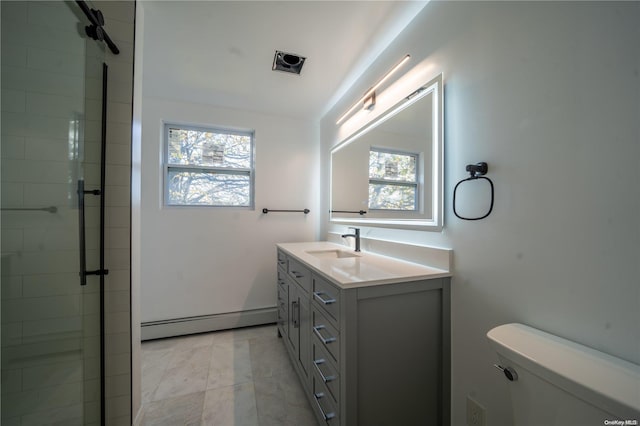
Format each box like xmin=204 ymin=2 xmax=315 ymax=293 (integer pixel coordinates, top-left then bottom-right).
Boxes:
xmin=77 ymin=179 xmax=108 ymax=285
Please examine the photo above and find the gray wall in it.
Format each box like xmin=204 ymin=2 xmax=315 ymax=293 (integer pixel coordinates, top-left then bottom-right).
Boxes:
xmin=321 ymin=2 xmax=640 ymax=424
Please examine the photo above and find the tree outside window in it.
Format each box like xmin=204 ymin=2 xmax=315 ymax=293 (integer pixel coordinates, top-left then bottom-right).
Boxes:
xmin=165 ymin=124 xmax=254 ymax=207
xmin=368 ymin=149 xmax=418 ymax=211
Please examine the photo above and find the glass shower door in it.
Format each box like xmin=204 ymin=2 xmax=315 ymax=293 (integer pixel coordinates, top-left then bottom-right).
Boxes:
xmin=1 ymin=1 xmax=105 ymax=424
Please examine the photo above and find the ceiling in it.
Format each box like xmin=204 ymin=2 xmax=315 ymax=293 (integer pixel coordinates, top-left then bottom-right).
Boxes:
xmin=140 ymin=1 xmax=427 ymax=121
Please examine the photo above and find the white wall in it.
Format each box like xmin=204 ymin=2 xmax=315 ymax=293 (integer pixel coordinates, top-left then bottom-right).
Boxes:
xmin=140 ymin=97 xmax=319 ymax=323
xmin=321 ymin=2 xmax=640 ymax=425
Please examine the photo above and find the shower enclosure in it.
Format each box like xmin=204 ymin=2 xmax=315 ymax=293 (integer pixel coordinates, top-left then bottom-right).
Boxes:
xmin=1 ymin=1 xmax=118 ymax=424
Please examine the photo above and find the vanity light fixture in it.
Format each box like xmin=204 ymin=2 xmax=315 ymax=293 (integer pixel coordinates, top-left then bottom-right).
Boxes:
xmin=336 ymin=54 xmax=410 ymax=125
xmin=363 ymin=92 xmax=376 ymax=111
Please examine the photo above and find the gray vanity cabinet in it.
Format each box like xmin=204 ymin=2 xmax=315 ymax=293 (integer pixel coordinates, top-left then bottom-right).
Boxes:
xmin=277 ymin=248 xmax=451 ymax=426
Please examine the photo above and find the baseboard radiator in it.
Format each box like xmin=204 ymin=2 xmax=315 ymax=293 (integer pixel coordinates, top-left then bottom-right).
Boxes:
xmin=141 ymin=307 xmax=277 ymax=341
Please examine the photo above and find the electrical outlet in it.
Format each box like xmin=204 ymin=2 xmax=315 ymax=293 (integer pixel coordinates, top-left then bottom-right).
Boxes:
xmin=466 ymin=396 xmax=486 ymax=426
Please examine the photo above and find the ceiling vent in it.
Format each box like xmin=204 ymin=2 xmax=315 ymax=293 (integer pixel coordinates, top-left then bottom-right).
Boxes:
xmin=272 ymin=50 xmax=306 ymax=75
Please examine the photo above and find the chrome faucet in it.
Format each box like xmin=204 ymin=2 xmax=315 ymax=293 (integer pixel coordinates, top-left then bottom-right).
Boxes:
xmin=341 ymin=227 xmax=361 ymax=252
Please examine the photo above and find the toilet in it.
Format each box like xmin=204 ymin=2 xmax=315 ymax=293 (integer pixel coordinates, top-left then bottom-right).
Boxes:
xmin=487 ymin=323 xmax=640 ymax=426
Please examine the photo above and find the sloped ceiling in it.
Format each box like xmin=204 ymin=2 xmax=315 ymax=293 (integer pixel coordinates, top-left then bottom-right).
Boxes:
xmin=141 ymin=1 xmax=426 ymax=121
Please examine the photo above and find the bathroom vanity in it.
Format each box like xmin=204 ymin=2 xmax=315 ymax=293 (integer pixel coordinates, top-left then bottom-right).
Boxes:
xmin=276 ymin=241 xmax=451 ymax=426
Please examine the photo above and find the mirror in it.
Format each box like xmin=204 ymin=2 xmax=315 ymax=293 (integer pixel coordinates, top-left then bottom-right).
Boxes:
xmin=330 ymin=73 xmax=443 ymax=229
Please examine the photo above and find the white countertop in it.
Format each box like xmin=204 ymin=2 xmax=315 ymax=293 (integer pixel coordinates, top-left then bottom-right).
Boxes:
xmin=277 ymin=241 xmax=451 ymax=289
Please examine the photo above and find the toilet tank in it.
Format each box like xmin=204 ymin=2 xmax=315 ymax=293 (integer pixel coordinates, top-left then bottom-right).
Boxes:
xmin=487 ymin=323 xmax=640 ymax=426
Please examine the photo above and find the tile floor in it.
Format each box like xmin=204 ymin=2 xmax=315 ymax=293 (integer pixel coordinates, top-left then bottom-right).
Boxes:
xmin=141 ymin=324 xmax=318 ymax=426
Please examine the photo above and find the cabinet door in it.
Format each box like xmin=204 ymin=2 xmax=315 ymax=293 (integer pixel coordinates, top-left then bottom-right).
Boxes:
xmin=298 ymin=294 xmax=310 ymax=381
xmin=286 ymin=281 xmax=311 ymax=386
xmin=287 ymin=280 xmax=300 ymax=354
xmin=277 ymin=277 xmax=288 ymax=339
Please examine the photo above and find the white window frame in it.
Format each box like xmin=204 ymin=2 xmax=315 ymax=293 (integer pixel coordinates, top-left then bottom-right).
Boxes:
xmin=368 ymin=147 xmax=420 ymax=211
xmin=163 ymin=123 xmax=255 ymax=208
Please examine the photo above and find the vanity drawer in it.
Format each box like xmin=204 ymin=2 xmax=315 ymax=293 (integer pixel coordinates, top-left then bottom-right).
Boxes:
xmin=312 ymin=338 xmax=340 ymax=404
xmin=312 ymin=307 xmax=340 ymax=365
xmin=288 ymin=258 xmax=312 ymax=294
xmin=312 ymin=367 xmax=339 ymax=425
xmin=277 ymin=270 xmax=287 ymax=289
xmin=277 ymin=281 xmax=288 ymax=333
xmin=277 ymin=250 xmax=287 ymax=270
xmin=277 ymin=268 xmax=287 ymax=287
xmin=312 ymin=274 xmax=340 ymax=324
xmin=277 ymin=284 xmax=287 ymax=308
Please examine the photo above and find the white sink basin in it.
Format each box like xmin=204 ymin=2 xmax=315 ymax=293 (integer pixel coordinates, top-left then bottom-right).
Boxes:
xmin=306 ymin=249 xmax=361 ymax=259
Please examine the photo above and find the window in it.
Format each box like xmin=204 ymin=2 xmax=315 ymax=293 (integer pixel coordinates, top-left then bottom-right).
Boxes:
xmin=164 ymin=123 xmax=254 ymax=207
xmin=368 ymin=148 xmax=418 ymax=211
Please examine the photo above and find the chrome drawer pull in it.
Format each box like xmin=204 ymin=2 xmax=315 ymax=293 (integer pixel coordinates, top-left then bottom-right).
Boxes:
xmin=291 ymin=270 xmax=304 ymax=279
xmin=313 ymin=392 xmax=336 ymax=421
xmin=313 ymin=358 xmax=336 ymax=383
xmin=313 ymin=291 xmax=336 ymax=305
xmin=313 ymin=325 xmax=336 ymax=344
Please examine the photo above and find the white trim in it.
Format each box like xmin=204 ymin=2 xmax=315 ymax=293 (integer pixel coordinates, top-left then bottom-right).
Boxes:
xmin=141 ymin=307 xmax=277 ymax=340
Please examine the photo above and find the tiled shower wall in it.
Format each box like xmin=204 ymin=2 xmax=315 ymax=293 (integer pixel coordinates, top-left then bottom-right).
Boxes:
xmin=1 ymin=1 xmax=134 ymax=425
xmin=1 ymin=2 xmax=105 ymax=424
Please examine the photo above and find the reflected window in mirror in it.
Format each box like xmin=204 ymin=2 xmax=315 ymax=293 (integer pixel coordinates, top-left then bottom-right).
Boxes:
xmin=368 ymin=148 xmax=419 ymax=211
